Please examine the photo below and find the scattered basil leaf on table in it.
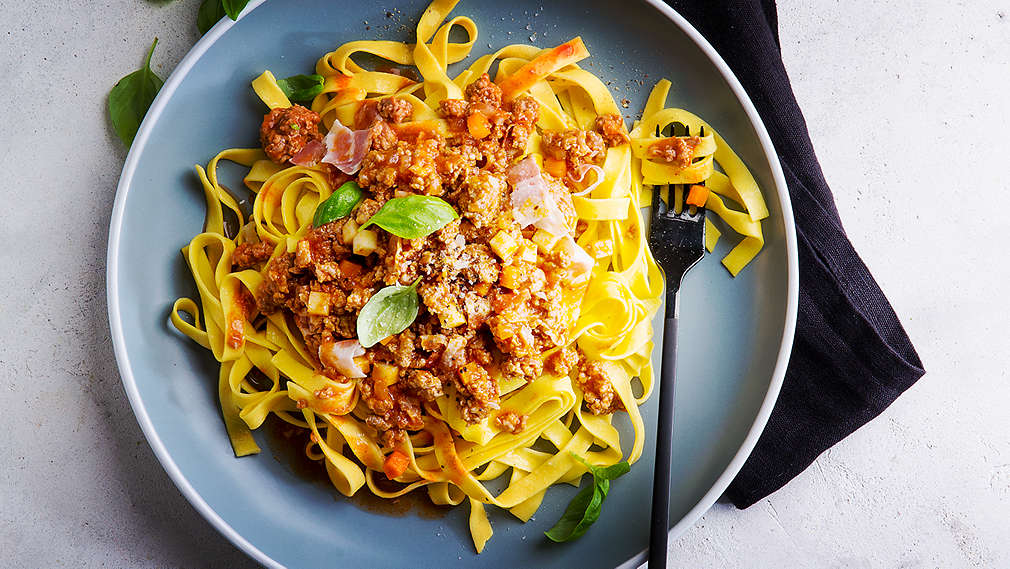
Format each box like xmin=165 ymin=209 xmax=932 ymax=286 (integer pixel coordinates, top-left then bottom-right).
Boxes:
xmin=361 ymin=196 xmax=458 ymax=239
xmin=357 ymin=280 xmax=421 ymax=348
xmin=197 ymin=0 xmax=249 ymax=34
xmin=108 ymin=38 xmax=164 ymax=147
xmin=544 ymin=454 xmax=630 ymax=542
xmin=313 ymin=181 xmax=363 ymax=227
xmin=277 ymin=74 xmax=326 ymax=102
xmin=196 ymin=0 xmax=227 ymax=35
xmin=221 ymin=0 xmax=251 ymax=20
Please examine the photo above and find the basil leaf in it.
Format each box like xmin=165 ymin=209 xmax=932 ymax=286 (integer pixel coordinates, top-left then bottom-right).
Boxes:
xmin=545 ymin=456 xmax=630 ymax=542
xmin=361 ymin=196 xmax=458 ymax=239
xmin=221 ymin=0 xmax=250 ymax=20
xmin=197 ymin=0 xmax=226 ymax=35
xmin=544 ymin=484 xmax=596 ymax=542
xmin=356 ymin=281 xmax=420 ymax=348
xmin=314 ymin=182 xmax=363 ymax=227
xmin=572 ymin=453 xmax=630 ymax=483
xmin=591 ymin=461 xmax=630 ymax=481
xmin=108 ymin=38 xmax=164 ymax=147
xmin=277 ymin=74 xmax=326 ymax=102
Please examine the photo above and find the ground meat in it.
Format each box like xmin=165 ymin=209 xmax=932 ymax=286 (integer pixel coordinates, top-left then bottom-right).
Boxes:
xmin=419 ymin=280 xmax=465 ymax=329
xmin=458 ymin=244 xmax=499 ymax=284
xmin=577 ymin=359 xmax=625 ymax=415
xmin=231 ymin=241 xmax=274 ymax=270
xmin=360 ymin=376 xmax=424 ymax=432
xmin=419 ymin=333 xmax=448 ymax=352
xmin=495 ymin=410 xmax=527 ymax=434
xmin=439 ymin=98 xmax=470 ymax=118
xmin=593 ymin=113 xmax=630 ymax=147
xmin=259 ymin=105 xmax=322 ymax=164
xmin=353 ymin=198 xmax=383 ymax=225
xmin=541 ymin=128 xmax=606 ymax=168
xmin=462 ymin=292 xmax=492 ymax=328
xmin=465 ymin=73 xmax=502 ymax=107
xmin=456 ymin=362 xmax=500 ymax=423
xmin=358 ymin=138 xmax=444 ymax=196
xmin=384 ymin=235 xmax=428 ymax=286
xmin=488 ymin=289 xmax=540 ymax=357
xmin=508 ymin=95 xmax=539 ymax=125
xmin=390 ymin=329 xmax=419 ymax=368
xmin=377 ymin=96 xmax=413 ymax=123
xmin=441 ymin=334 xmax=468 ymax=371
xmin=256 ymin=220 xmax=384 ymax=362
xmin=546 ymin=345 xmax=580 ymax=377
xmin=370 ymin=121 xmax=398 ymax=151
xmin=379 ymin=429 xmax=406 ymax=449
xmin=457 ymin=170 xmax=508 ymax=229
xmin=502 ymin=354 xmax=544 ymax=383
xmin=646 ymin=136 xmax=701 ymax=169
xmin=403 ymin=370 xmax=445 ymax=402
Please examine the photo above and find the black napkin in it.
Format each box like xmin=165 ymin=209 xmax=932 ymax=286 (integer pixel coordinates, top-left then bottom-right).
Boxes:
xmin=662 ymin=0 xmax=926 ymax=508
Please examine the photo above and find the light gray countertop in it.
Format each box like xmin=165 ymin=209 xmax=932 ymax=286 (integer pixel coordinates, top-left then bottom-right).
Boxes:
xmin=2 ymin=1 xmax=1007 ymax=567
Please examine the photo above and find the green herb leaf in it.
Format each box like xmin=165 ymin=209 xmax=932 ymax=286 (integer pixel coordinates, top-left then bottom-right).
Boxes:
xmin=313 ymin=181 xmax=363 ymax=227
xmin=544 ymin=482 xmax=605 ymax=542
xmin=356 ymin=281 xmax=420 ymax=348
xmin=590 ymin=460 xmax=631 ymax=481
xmin=197 ymin=0 xmax=226 ymax=35
xmin=360 ymin=196 xmax=458 ymax=239
xmin=108 ymin=38 xmax=164 ymax=147
xmin=544 ymin=455 xmax=630 ymax=542
xmin=276 ymin=74 xmax=326 ymax=102
xmin=221 ymin=0 xmax=251 ymax=20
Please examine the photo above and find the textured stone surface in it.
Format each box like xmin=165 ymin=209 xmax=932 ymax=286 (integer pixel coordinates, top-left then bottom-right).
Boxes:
xmin=1 ymin=1 xmax=1007 ymax=567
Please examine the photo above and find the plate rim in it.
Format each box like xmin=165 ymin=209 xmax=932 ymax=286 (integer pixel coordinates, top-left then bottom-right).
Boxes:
xmin=105 ymin=2 xmax=798 ymax=568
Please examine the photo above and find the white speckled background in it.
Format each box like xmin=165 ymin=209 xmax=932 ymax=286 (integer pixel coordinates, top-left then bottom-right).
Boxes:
xmin=2 ymin=1 xmax=1007 ymax=567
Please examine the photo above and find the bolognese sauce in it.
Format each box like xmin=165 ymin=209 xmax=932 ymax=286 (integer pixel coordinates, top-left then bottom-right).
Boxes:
xmin=251 ymin=74 xmax=624 ymax=445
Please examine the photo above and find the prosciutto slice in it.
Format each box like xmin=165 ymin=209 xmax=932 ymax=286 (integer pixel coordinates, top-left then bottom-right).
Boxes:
xmin=290 ymin=139 xmax=326 ymax=167
xmin=319 ymin=339 xmax=367 ymax=379
xmin=321 ymin=121 xmax=372 ymax=174
xmin=506 ymin=155 xmax=570 ymax=236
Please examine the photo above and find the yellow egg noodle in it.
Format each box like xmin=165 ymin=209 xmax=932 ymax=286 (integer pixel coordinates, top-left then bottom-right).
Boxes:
xmin=170 ymin=0 xmax=768 ymax=553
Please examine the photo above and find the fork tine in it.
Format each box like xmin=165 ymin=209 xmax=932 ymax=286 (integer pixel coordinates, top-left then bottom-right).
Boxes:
xmin=653 ymin=125 xmax=670 ymax=222
xmin=652 ymin=178 xmax=665 ymax=221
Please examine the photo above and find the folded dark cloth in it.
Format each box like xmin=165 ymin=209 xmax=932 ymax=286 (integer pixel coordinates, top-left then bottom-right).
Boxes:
xmin=663 ymin=0 xmax=926 ymax=508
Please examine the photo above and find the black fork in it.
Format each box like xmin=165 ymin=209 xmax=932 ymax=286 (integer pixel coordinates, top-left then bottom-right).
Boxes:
xmin=647 ymin=125 xmax=707 ymax=569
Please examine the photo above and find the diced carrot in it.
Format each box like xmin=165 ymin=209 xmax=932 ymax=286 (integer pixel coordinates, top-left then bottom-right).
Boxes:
xmin=467 ymin=112 xmax=491 ymax=139
xmin=500 ymin=265 xmax=522 ymax=289
xmin=383 ymin=450 xmax=410 ymax=480
xmin=543 ymin=157 xmax=566 ymax=179
xmin=339 ymin=259 xmax=363 ymax=277
xmin=460 ymin=363 xmax=489 ymax=387
xmin=498 ymin=37 xmax=591 ymax=100
xmin=686 ymin=184 xmax=709 ymax=207
xmin=474 ymin=282 xmax=491 ymax=296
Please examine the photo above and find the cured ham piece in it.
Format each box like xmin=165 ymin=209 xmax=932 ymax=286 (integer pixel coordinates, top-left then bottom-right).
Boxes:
xmin=319 ymin=339 xmax=367 ymax=379
xmin=321 ymin=121 xmax=372 ymax=174
xmin=290 ymin=139 xmax=326 ymax=166
xmin=506 ymin=155 xmax=570 ymax=236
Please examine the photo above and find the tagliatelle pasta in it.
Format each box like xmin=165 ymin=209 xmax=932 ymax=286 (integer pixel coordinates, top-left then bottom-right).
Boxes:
xmin=170 ymin=0 xmax=767 ymax=553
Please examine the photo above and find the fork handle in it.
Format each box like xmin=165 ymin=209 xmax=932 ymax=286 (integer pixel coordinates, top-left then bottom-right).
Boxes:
xmin=648 ymin=301 xmax=679 ymax=569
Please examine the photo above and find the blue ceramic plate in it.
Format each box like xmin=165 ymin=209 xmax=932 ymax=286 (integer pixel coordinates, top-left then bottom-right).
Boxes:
xmin=108 ymin=1 xmax=797 ymax=567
